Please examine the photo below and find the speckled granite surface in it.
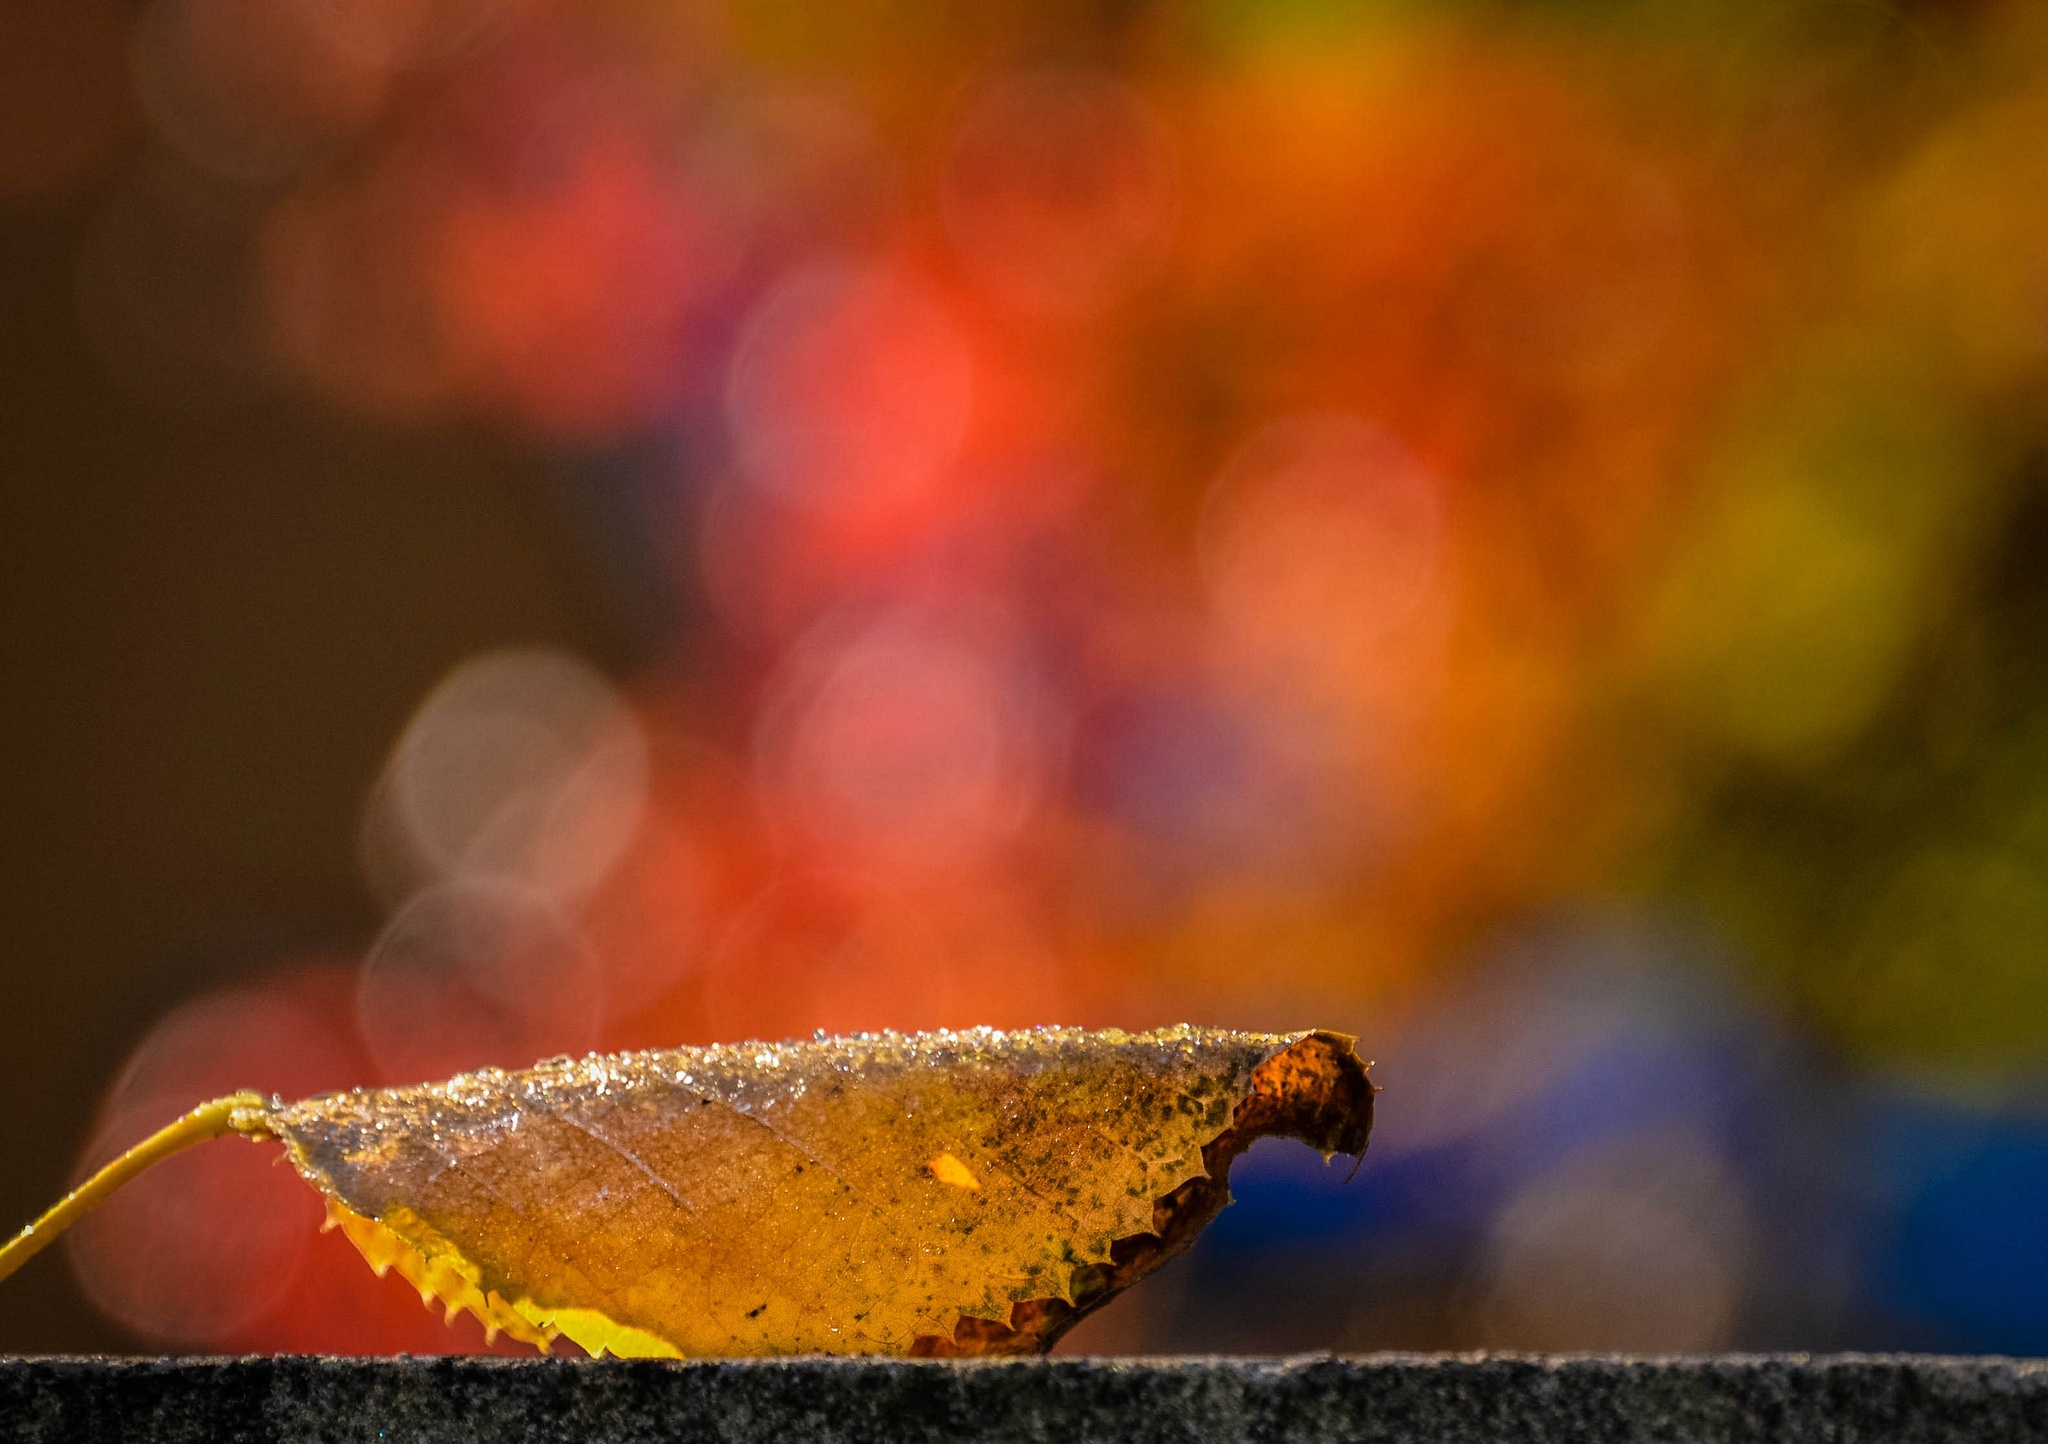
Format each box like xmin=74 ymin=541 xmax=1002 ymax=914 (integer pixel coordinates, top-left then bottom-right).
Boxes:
xmin=3 ymin=1354 xmax=2046 ymax=1443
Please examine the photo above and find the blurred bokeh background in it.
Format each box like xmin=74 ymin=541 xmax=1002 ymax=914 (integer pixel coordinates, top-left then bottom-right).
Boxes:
xmin=7 ymin=0 xmax=2048 ymax=1357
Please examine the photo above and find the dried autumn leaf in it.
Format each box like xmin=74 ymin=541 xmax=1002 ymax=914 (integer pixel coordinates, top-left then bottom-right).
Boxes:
xmin=2 ymin=1025 xmax=1373 ymax=1356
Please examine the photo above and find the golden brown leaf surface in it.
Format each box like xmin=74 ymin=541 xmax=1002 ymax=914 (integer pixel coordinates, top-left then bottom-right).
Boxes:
xmin=262 ymin=1025 xmax=1374 ymax=1357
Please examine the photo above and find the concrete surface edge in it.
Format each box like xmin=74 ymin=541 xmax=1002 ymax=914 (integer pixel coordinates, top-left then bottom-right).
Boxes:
xmin=3 ymin=1354 xmax=2046 ymax=1443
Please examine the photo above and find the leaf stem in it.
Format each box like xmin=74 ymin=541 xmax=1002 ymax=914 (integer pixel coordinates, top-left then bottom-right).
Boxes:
xmin=0 ymin=1091 xmax=274 ymax=1287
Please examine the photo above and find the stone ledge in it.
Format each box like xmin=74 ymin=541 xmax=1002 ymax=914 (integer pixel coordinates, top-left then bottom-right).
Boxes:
xmin=4 ymin=1354 xmax=2046 ymax=1443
